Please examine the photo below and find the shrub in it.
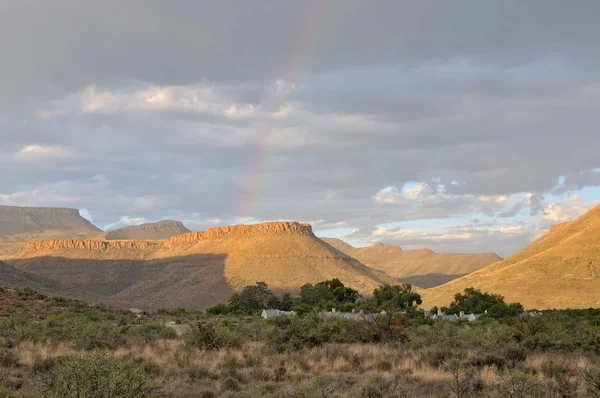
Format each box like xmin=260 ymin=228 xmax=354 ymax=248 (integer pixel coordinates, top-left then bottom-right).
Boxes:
xmin=501 ymin=345 xmax=528 ymax=369
xmin=44 ymin=352 xmax=156 ymax=398
xmin=184 ymin=320 xmax=243 ymax=350
xmin=0 ymin=349 xmax=19 ymax=367
xmin=492 ymin=369 xmax=544 ymax=398
xmin=581 ymin=363 xmax=600 ymax=397
xmin=128 ymin=323 xmax=177 ymax=342
xmin=221 ymin=377 xmax=240 ymax=392
xmin=376 ymin=360 xmax=393 ymax=371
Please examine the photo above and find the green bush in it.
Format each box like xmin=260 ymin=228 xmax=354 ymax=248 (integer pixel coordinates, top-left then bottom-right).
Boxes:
xmin=184 ymin=320 xmax=243 ymax=350
xmin=44 ymin=352 xmax=156 ymax=398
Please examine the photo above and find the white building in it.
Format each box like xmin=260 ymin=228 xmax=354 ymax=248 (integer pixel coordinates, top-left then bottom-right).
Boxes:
xmin=261 ymin=309 xmax=297 ymax=319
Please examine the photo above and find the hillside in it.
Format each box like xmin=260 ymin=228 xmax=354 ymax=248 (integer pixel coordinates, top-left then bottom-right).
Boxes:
xmin=322 ymin=238 xmax=501 ymax=288
xmin=0 ymin=205 xmax=101 ymax=257
xmin=0 ymin=260 xmax=95 ymax=299
xmin=423 ymin=205 xmax=600 ymax=309
xmin=10 ymin=222 xmax=393 ymax=309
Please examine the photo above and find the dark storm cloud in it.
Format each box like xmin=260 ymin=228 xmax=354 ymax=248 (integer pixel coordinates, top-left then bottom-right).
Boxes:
xmin=1 ymin=1 xmax=600 ymax=255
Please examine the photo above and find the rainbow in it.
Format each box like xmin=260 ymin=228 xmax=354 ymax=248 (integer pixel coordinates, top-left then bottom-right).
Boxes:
xmin=238 ymin=0 xmax=334 ymax=218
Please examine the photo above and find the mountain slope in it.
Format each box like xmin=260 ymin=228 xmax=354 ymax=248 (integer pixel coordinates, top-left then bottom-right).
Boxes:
xmin=102 ymin=220 xmax=190 ymax=240
xmin=0 ymin=260 xmax=95 ymax=299
xmin=322 ymin=238 xmax=501 ymax=288
xmin=11 ymin=222 xmax=393 ymax=309
xmin=0 ymin=206 xmax=101 ymax=257
xmin=423 ymin=205 xmax=600 ymax=309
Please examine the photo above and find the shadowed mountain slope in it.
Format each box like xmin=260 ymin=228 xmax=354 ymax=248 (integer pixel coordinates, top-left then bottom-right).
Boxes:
xmin=0 ymin=260 xmax=95 ymax=299
xmin=10 ymin=222 xmax=394 ymax=309
xmin=0 ymin=206 xmax=101 ymax=258
xmin=423 ymin=205 xmax=600 ymax=309
xmin=322 ymin=238 xmax=501 ymax=288
xmin=102 ymin=220 xmax=190 ymax=240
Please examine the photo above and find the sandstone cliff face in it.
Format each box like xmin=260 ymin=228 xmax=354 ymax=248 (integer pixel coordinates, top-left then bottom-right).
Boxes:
xmin=19 ymin=240 xmax=159 ymax=254
xmin=549 ymin=222 xmax=571 ymax=232
xmin=104 ymin=220 xmax=190 ymax=240
xmin=164 ymin=221 xmax=314 ymax=247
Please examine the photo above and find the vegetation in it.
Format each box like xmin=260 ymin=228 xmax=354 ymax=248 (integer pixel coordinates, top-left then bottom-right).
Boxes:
xmin=442 ymin=288 xmax=524 ymax=318
xmin=2 ymin=284 xmax=600 ymax=397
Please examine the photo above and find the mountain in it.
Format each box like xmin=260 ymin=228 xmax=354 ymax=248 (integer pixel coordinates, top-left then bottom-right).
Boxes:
xmin=10 ymin=222 xmax=393 ymax=309
xmin=423 ymin=205 xmax=600 ymax=309
xmin=0 ymin=206 xmax=102 ymax=257
xmin=102 ymin=220 xmax=190 ymax=240
xmin=322 ymin=238 xmax=501 ymax=288
xmin=0 ymin=260 xmax=95 ymax=299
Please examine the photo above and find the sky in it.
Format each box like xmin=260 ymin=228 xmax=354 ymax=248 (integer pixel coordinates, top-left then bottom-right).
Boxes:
xmin=1 ymin=1 xmax=599 ymax=257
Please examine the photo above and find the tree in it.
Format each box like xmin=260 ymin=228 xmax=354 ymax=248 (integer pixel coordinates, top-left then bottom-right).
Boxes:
xmin=447 ymin=287 xmax=523 ymax=317
xmin=299 ymin=283 xmax=334 ymax=305
xmin=373 ymin=283 xmax=422 ymax=310
xmin=299 ymin=279 xmax=360 ymax=306
xmin=236 ymin=282 xmax=277 ymax=313
xmin=280 ymin=293 xmax=294 ymax=311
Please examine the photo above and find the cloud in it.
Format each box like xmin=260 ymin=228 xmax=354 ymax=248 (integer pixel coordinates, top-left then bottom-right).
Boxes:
xmin=542 ymin=195 xmax=600 ymax=223
xmin=0 ymin=2 xmax=599 ymax=257
xmin=81 ymin=86 xmax=122 ymax=113
xmin=13 ymin=145 xmax=74 ymax=161
xmin=104 ymin=216 xmax=148 ymax=231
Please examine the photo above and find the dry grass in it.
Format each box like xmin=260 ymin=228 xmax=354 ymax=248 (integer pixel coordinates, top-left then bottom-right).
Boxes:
xmin=7 ymin=340 xmax=593 ymax=397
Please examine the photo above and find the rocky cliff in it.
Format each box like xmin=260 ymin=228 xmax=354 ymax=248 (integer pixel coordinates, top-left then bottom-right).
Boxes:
xmin=164 ymin=221 xmax=314 ymax=247
xmin=19 ymin=240 xmax=159 ymax=254
xmin=549 ymin=221 xmax=571 ymax=232
xmin=103 ymin=220 xmax=190 ymax=240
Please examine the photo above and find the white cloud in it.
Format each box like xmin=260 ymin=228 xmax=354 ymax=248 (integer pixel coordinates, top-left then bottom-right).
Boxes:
xmin=13 ymin=145 xmax=73 ymax=161
xmin=79 ymin=208 xmax=94 ymax=222
xmin=80 ymin=86 xmax=121 ymax=113
xmin=542 ymin=195 xmax=599 ymax=222
xmin=104 ymin=216 xmax=148 ymax=231
xmin=374 ymin=185 xmax=436 ymax=204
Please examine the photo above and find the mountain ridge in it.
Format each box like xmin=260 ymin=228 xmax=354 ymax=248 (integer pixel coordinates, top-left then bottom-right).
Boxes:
xmin=423 ymin=204 xmax=600 ymax=309
xmin=10 ymin=221 xmax=395 ymax=309
xmin=322 ymin=238 xmax=501 ymax=288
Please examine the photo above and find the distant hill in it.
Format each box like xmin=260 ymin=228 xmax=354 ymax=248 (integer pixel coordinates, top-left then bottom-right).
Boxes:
xmin=322 ymin=238 xmax=501 ymax=288
xmin=0 ymin=206 xmax=102 ymax=257
xmin=102 ymin=220 xmax=190 ymax=240
xmin=10 ymin=222 xmax=393 ymax=309
xmin=423 ymin=205 xmax=600 ymax=309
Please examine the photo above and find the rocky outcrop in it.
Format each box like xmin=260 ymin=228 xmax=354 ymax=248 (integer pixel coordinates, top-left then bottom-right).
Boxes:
xmin=549 ymin=222 xmax=571 ymax=232
xmin=19 ymin=239 xmax=159 ymax=254
xmin=164 ymin=221 xmax=314 ymax=247
xmin=0 ymin=206 xmax=82 ymax=218
xmin=104 ymin=220 xmax=190 ymax=240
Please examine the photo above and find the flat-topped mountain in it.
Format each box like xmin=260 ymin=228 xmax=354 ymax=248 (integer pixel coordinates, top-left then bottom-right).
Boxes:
xmin=423 ymin=204 xmax=600 ymax=309
xmin=322 ymin=238 xmax=501 ymax=288
xmin=0 ymin=205 xmax=100 ymax=235
xmin=0 ymin=205 xmax=102 ymax=257
xmin=12 ymin=222 xmax=394 ymax=309
xmin=103 ymin=220 xmax=190 ymax=241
